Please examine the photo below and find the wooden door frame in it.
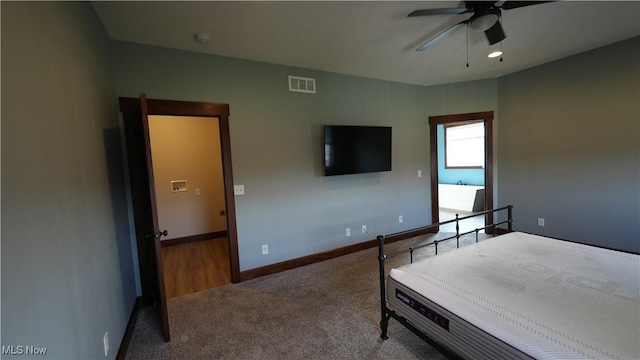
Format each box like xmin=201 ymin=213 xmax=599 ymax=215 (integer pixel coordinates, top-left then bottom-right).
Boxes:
xmin=429 ymin=111 xmax=494 ymax=229
xmin=120 ymin=97 xmax=241 ymax=307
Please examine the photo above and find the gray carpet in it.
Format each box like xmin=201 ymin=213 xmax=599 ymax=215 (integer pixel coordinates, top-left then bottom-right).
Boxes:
xmin=126 ymin=232 xmax=490 ymax=359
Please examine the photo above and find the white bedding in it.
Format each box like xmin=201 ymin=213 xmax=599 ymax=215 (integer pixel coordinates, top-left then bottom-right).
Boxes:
xmin=387 ymin=232 xmax=640 ymax=359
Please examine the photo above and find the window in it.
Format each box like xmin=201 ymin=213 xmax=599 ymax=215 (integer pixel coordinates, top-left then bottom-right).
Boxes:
xmin=444 ymin=121 xmax=484 ymax=168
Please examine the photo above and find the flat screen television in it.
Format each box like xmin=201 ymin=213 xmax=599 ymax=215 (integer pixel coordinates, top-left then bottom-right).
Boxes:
xmin=324 ymin=125 xmax=392 ymax=176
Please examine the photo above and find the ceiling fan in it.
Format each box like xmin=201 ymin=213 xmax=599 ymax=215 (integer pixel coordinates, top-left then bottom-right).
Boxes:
xmin=409 ymin=1 xmax=550 ymax=51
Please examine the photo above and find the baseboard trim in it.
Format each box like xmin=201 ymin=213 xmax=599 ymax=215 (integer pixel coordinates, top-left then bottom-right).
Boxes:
xmin=239 ymin=228 xmax=636 ymax=281
xmin=116 ymin=296 xmax=141 ymax=360
xmin=240 ymin=229 xmax=436 ymax=281
xmin=161 ymin=231 xmax=228 ymax=247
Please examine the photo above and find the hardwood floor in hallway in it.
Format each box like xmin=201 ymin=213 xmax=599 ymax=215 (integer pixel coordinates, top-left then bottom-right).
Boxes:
xmin=162 ymin=237 xmax=231 ymax=299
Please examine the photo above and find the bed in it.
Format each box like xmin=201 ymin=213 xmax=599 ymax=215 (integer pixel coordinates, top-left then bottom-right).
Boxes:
xmin=377 ymin=206 xmax=640 ymax=360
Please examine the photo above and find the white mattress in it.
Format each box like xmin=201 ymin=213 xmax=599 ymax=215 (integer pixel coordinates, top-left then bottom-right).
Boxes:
xmin=387 ymin=232 xmax=640 ymax=359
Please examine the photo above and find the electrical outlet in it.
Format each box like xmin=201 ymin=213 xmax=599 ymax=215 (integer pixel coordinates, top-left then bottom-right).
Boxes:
xmin=346 ymin=228 xmax=351 ymax=237
xmin=538 ymin=218 xmax=545 ymax=227
xmin=262 ymin=244 xmax=268 ymax=255
xmin=362 ymin=225 xmax=367 ymax=234
xmin=103 ymin=331 xmax=109 ymax=357
xmin=399 ymin=215 xmax=403 ymax=223
xmin=418 ymin=170 xmax=422 ymax=178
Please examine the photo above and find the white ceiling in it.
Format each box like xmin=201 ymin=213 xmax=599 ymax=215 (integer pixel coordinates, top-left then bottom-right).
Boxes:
xmin=92 ymin=1 xmax=640 ymax=87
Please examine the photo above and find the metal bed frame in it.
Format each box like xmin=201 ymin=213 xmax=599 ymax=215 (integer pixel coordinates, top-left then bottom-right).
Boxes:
xmin=377 ymin=205 xmax=513 ymax=358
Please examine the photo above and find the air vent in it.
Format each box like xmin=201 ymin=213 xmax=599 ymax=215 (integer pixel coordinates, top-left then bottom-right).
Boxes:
xmin=288 ymin=75 xmax=316 ymax=94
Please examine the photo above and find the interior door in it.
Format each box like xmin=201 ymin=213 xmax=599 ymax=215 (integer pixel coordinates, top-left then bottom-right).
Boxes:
xmin=120 ymin=95 xmax=237 ymax=343
xmin=138 ymin=93 xmax=171 ymax=342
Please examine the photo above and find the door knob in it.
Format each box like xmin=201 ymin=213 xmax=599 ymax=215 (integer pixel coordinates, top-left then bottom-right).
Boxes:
xmin=155 ymin=230 xmax=168 ymax=239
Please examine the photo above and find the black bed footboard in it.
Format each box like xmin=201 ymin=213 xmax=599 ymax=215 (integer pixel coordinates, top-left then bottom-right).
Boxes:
xmin=377 ymin=205 xmax=513 ymax=348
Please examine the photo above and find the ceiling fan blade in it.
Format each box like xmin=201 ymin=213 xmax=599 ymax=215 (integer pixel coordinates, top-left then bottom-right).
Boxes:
xmin=408 ymin=7 xmax=468 ymax=17
xmin=484 ymin=20 xmax=506 ymax=45
xmin=500 ymin=1 xmax=551 ymax=10
xmin=416 ymin=21 xmax=468 ymax=51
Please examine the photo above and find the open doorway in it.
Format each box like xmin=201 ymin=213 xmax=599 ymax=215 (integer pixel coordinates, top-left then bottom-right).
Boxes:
xmin=120 ymin=97 xmax=240 ymax=312
xmin=429 ymin=111 xmax=494 ymax=233
xmin=147 ymin=115 xmax=231 ymax=298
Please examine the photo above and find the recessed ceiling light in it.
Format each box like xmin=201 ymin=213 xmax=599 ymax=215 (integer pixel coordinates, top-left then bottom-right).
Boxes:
xmin=488 ymin=51 xmax=503 ymax=58
xmin=195 ymin=33 xmax=210 ymax=44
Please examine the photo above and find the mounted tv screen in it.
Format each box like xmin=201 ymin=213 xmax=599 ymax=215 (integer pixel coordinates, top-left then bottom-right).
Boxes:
xmin=324 ymin=125 xmax=392 ymax=176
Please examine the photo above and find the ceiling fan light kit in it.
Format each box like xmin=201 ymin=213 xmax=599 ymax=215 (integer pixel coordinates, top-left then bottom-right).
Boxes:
xmin=484 ymin=20 xmax=506 ymax=45
xmin=468 ymin=8 xmax=500 ymax=32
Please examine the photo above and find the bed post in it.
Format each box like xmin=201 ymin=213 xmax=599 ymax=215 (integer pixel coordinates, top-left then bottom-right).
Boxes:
xmin=508 ymin=205 xmax=513 ymax=232
xmin=455 ymin=213 xmax=460 ymax=248
xmin=378 ymin=235 xmax=390 ymax=340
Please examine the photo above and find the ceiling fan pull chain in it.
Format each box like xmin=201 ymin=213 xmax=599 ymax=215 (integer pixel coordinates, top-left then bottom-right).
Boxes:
xmin=466 ymin=25 xmax=469 ymax=68
xmin=500 ymin=40 xmax=504 ymax=62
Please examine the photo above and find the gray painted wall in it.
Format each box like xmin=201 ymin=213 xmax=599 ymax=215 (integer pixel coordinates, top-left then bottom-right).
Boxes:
xmin=111 ymin=41 xmax=497 ymax=270
xmin=498 ymin=37 xmax=640 ymax=252
xmin=1 ymin=2 xmax=136 ymax=359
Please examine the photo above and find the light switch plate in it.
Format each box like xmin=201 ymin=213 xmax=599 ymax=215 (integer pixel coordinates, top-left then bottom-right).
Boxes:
xmin=234 ymin=185 xmax=245 ymax=195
